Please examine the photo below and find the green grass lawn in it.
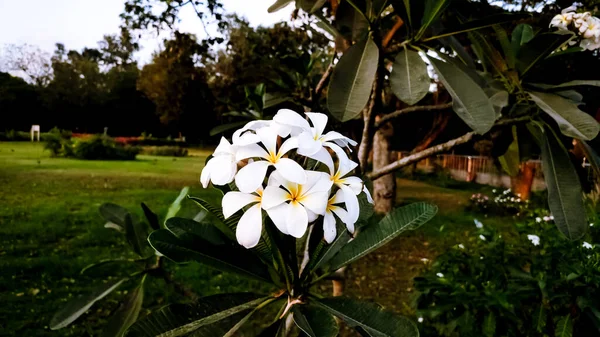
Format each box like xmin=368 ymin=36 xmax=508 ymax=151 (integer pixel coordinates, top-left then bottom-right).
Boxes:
xmin=0 ymin=142 xmax=510 ymax=336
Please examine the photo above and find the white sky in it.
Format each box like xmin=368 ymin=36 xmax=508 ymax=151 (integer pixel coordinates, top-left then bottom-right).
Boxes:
xmin=0 ymin=0 xmax=295 ymax=64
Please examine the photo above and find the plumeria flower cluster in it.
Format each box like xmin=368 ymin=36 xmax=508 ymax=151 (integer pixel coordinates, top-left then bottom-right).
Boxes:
xmin=201 ymin=109 xmax=373 ymax=248
xmin=550 ymin=4 xmax=600 ymax=51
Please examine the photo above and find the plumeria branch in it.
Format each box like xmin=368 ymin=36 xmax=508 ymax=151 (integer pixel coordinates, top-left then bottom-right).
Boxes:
xmin=375 ymin=102 xmax=453 ymax=128
xmin=358 ymin=81 xmax=379 ymax=172
xmin=366 ymin=116 xmax=532 ymax=180
xmin=314 ymin=63 xmax=334 ymax=99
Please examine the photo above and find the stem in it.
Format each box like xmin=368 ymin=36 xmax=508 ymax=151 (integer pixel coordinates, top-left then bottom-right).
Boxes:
xmin=346 ymin=0 xmax=370 ymax=24
xmin=375 ymin=103 xmax=453 ymax=128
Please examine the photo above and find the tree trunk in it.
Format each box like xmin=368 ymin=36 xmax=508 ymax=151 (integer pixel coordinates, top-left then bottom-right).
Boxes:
xmin=373 ymin=119 xmax=396 ymax=213
xmin=512 ymin=162 xmax=536 ymax=200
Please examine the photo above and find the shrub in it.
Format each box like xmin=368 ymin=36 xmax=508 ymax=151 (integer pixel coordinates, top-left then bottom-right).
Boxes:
xmin=72 ymin=136 xmax=139 ymax=160
xmin=467 ymin=188 xmax=529 ymax=216
xmin=141 ymin=146 xmax=188 ymax=157
xmin=414 ymin=210 xmax=600 ymax=337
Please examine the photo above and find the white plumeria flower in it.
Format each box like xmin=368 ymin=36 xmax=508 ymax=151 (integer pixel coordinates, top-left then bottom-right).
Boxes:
xmin=479 ymin=235 xmax=486 ymax=241
xmin=458 ymin=244 xmax=465 ymax=249
xmin=232 ymin=119 xmax=293 ymax=146
xmin=580 ymin=16 xmax=600 ymax=39
xmin=273 ymin=110 xmax=357 ymax=163
xmin=200 ymin=137 xmax=237 ymax=188
xmin=550 ymin=6 xmax=578 ymax=29
xmin=474 ymin=219 xmax=483 ymax=229
xmin=234 ymin=126 xmax=307 ymax=193
xmin=536 ymin=217 xmax=542 ymax=223
xmin=583 ymin=241 xmax=593 ymax=249
xmin=436 ymin=273 xmax=444 ymax=278
xmin=527 ymin=234 xmax=541 ymax=246
xmin=262 ymin=170 xmax=332 ymax=238
xmin=580 ymin=37 xmax=600 ymax=50
xmin=323 ymin=190 xmax=351 ymax=243
xmin=222 ymin=187 xmax=266 ymax=248
xmin=574 ymin=12 xmax=592 ymax=29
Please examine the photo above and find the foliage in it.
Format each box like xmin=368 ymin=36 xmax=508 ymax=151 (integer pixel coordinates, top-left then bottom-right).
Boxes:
xmin=50 ymin=188 xmax=191 ymax=335
xmin=414 ymin=205 xmax=600 ymax=337
xmin=45 ymin=131 xmax=139 ymax=160
xmin=141 ymin=146 xmax=188 ymax=157
xmin=468 ymin=188 xmax=529 ymax=216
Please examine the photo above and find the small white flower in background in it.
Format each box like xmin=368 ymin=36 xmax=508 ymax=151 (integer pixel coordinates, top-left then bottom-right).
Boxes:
xmin=527 ymin=234 xmax=541 ymax=246
xmin=420 ymin=258 xmax=430 ymax=262
xmin=479 ymin=235 xmax=486 ymax=241
xmin=590 ymin=223 xmax=595 ymax=227
xmin=458 ymin=244 xmax=465 ymax=249
xmin=200 ymin=137 xmax=238 ymax=188
xmin=418 ymin=317 xmax=424 ymax=323
xmin=436 ymin=273 xmax=444 ymax=278
xmin=474 ymin=219 xmax=483 ymax=229
xmin=583 ymin=242 xmax=593 ymax=249
xmin=536 ymin=217 xmax=542 ymax=223
xmin=492 ymin=189 xmax=497 ymax=193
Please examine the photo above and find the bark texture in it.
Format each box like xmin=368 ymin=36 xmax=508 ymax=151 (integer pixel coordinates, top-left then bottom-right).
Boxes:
xmin=372 ymin=119 xmax=396 ymax=214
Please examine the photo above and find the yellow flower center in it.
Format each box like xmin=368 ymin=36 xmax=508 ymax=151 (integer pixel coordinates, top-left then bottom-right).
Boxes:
xmin=287 ymin=185 xmax=306 ymax=204
xmin=331 ymin=171 xmax=345 ymax=185
xmin=266 ymin=151 xmax=281 ymax=164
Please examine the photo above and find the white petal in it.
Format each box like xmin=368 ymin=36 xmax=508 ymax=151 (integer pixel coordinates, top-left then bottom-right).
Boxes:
xmin=341 ymin=185 xmax=360 ymax=224
xmin=301 ymin=191 xmax=329 ymax=215
xmin=306 ymin=112 xmax=328 ymax=138
xmin=222 ymin=191 xmax=259 ymax=219
xmin=342 ymin=176 xmax=364 ymax=194
xmin=266 ymin=203 xmax=290 ymax=235
xmin=304 ymin=170 xmax=333 ymax=193
xmin=273 ymin=109 xmax=310 ymax=130
xmin=214 ymin=137 xmax=235 ymax=155
xmin=233 ymin=132 xmax=261 ymax=146
xmin=325 ymin=142 xmax=351 ymax=164
xmin=323 ymin=211 xmax=337 ymax=243
xmin=209 ymin=155 xmax=237 ymax=186
xmin=303 ymin=147 xmax=334 ymax=174
xmin=236 ymin=204 xmax=263 ymax=248
xmin=287 ymin=202 xmax=308 ymax=238
xmin=278 ymin=136 xmax=299 ymax=156
xmin=262 ymin=186 xmax=290 ymax=209
xmin=337 ymin=158 xmax=359 ymax=178
xmin=235 ymin=160 xmax=271 ymax=193
xmin=235 ymin=143 xmax=269 ymax=161
xmin=274 ymin=158 xmax=307 ymax=184
xmin=331 ymin=206 xmax=353 ymax=234
xmin=256 ymin=126 xmax=278 ymax=155
xmin=297 ymin=131 xmax=322 ymax=156
xmin=322 ymin=131 xmax=357 ymax=146
xmin=307 ymin=209 xmax=318 ymax=222
xmin=363 ymin=186 xmax=374 ymax=204
xmin=200 ymin=159 xmax=214 ymax=188
xmin=331 ymin=189 xmax=345 ymax=204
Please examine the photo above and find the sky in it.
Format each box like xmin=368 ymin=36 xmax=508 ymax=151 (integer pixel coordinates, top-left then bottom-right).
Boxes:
xmin=0 ymin=0 xmax=295 ymax=64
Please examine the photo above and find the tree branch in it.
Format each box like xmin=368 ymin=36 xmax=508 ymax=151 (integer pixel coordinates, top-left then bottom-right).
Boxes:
xmin=314 ymin=63 xmax=334 ymax=99
xmin=375 ymin=103 xmax=453 ymax=128
xmin=358 ymin=78 xmax=379 ymax=173
xmin=366 ymin=116 xmax=531 ymax=180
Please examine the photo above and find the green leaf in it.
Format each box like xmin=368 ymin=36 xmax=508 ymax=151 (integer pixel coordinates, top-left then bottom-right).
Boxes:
xmin=498 ymin=126 xmax=520 ymax=177
xmin=390 ymin=48 xmax=430 ymax=105
xmin=532 ymin=306 xmax=547 ymax=333
xmin=141 ymin=202 xmax=160 ymax=231
xmin=416 ymin=0 xmax=449 ymax=40
xmin=99 ymin=203 xmax=130 ymax=227
xmin=210 ymin=121 xmax=248 ymax=137
xmin=555 ymin=315 xmax=573 ymax=337
xmin=257 ymin=320 xmax=285 ymax=337
xmin=402 ymin=0 xmax=411 ymax=28
xmin=529 ymin=91 xmax=599 ymax=141
xmin=125 ymin=293 xmax=267 ymax=337
xmin=188 ymin=196 xmax=237 ymax=239
xmin=327 ymin=38 xmax=379 ymax=122
xmin=148 ymin=229 xmax=273 ymax=283
xmin=268 ymin=0 xmax=294 ymax=13
xmin=293 ymin=305 xmax=339 ymax=337
xmin=425 ymin=13 xmax=531 ymax=42
xmin=527 ymin=80 xmax=600 ymax=90
xmin=124 ymin=213 xmax=151 ymax=257
xmin=335 ymin=0 xmax=369 ymax=42
xmin=50 ymin=278 xmax=127 ymax=330
xmin=517 ymin=31 xmax=574 ymax=76
xmin=328 ymin=202 xmax=437 ymax=270
xmin=263 ymin=93 xmax=291 ymax=109
xmin=307 ymin=221 xmax=352 ymax=273
xmin=511 ymin=23 xmax=534 ymax=56
xmin=429 ymin=56 xmax=496 ymax=134
xmin=483 ymin=312 xmax=496 ymax=337
xmin=534 ymin=125 xmax=587 ymax=240
xmin=493 ymin=25 xmax=514 ymax=68
xmin=165 ymin=217 xmax=226 ymax=245
xmin=314 ymin=297 xmax=419 ymax=337
xmin=80 ymin=258 xmax=138 ymax=275
xmin=101 ymin=279 xmax=145 ymax=337
xmin=578 ymin=141 xmax=600 ymax=177
xmin=165 ymin=187 xmax=189 ymax=222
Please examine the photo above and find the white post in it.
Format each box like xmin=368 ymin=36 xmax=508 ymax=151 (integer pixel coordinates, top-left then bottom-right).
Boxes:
xmin=31 ymin=125 xmax=40 ymax=142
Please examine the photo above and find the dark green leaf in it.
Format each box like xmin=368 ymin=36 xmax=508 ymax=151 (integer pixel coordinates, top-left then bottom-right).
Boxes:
xmin=307 ymin=221 xmax=351 ymax=272
xmin=498 ymin=126 xmax=520 ymax=176
xmin=257 ymin=320 xmax=285 ymax=337
xmin=493 ymin=25 xmax=514 ymax=68
xmin=101 ymin=279 xmax=145 ymax=337
xmin=483 ymin=312 xmax=496 ymax=337
xmin=529 ymin=91 xmax=599 ymax=140
xmin=126 ymin=293 xmax=267 ymax=337
xmin=80 ymin=258 xmax=138 ymax=275
xmin=165 ymin=217 xmax=226 ymax=245
xmin=328 ymin=202 xmax=437 ymax=270
xmin=314 ymin=297 xmax=418 ymax=337
xmin=517 ymin=31 xmax=574 ymax=76
xmin=416 ymin=0 xmax=449 ymax=40
xmin=429 ymin=56 xmax=496 ymax=134
xmin=327 ymin=38 xmax=379 ymax=122
xmin=534 ymin=125 xmax=587 ymax=240
xmin=425 ymin=13 xmax=531 ymax=42
xmin=268 ymin=0 xmax=294 ymax=13
xmin=148 ymin=229 xmax=272 ymax=283
xmin=335 ymin=0 xmax=369 ymax=42
xmin=263 ymin=93 xmax=291 ymax=109
xmin=210 ymin=121 xmax=249 ymax=137
xmin=50 ymin=278 xmax=127 ymax=330
xmin=293 ymin=305 xmax=339 ymax=337
xmin=188 ymin=196 xmax=237 ymax=239
xmin=527 ymin=80 xmax=600 ymax=90
xmin=390 ymin=48 xmax=430 ymax=105
xmin=511 ymin=23 xmax=534 ymax=56
xmin=165 ymin=187 xmax=189 ymax=221
xmin=99 ymin=203 xmax=130 ymax=227
xmin=124 ymin=213 xmax=151 ymax=257
xmin=141 ymin=202 xmax=160 ymax=231
xmin=556 ymin=315 xmax=573 ymax=337
xmin=532 ymin=306 xmax=547 ymax=333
